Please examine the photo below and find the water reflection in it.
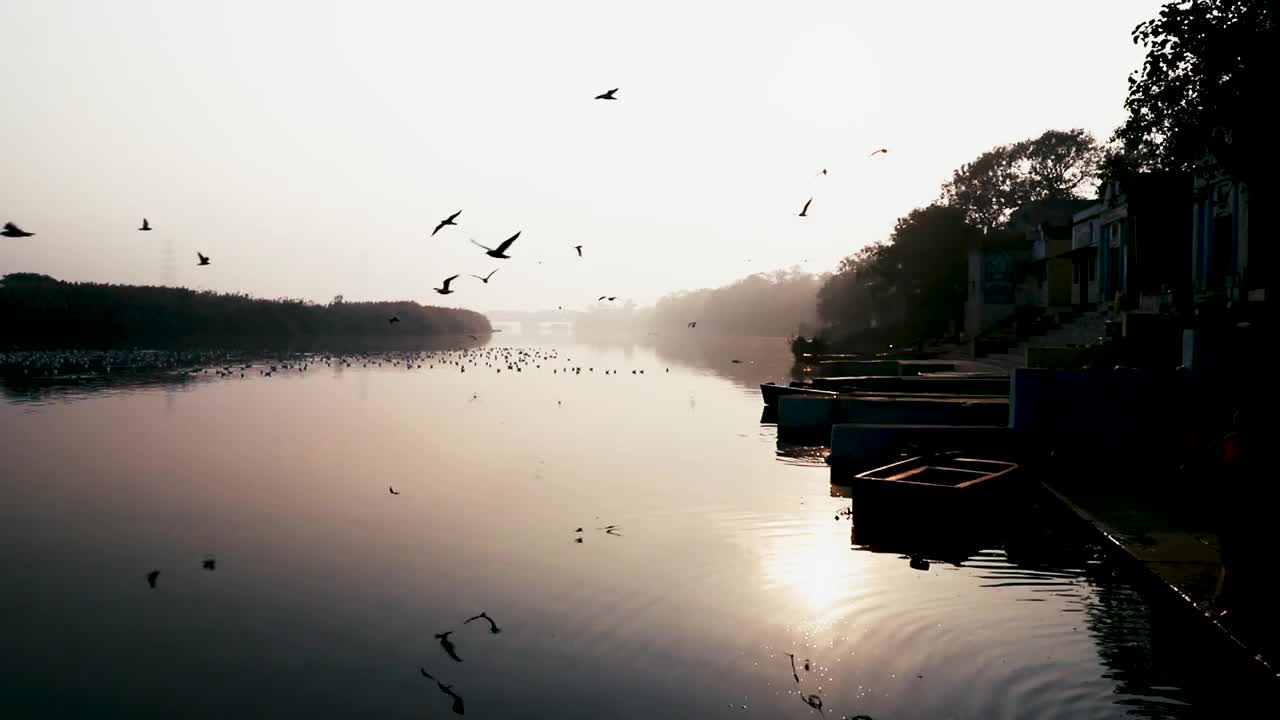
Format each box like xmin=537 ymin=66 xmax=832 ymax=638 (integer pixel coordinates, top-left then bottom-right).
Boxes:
xmin=0 ymin=338 xmax=1269 ymax=718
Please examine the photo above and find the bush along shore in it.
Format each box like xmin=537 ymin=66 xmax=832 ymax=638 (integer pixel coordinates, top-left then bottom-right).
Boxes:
xmin=0 ymin=274 xmax=491 ymax=350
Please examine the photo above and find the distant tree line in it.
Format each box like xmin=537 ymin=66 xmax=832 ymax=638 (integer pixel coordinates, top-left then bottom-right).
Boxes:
xmin=571 ymin=270 xmax=823 ymax=340
xmin=646 ymin=270 xmax=822 ymax=336
xmin=0 ymin=274 xmax=491 ymax=349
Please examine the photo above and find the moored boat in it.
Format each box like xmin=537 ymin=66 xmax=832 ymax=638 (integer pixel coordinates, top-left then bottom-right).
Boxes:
xmin=759 ymin=381 xmax=838 ymax=406
xmin=850 ymin=453 xmax=1019 ymax=506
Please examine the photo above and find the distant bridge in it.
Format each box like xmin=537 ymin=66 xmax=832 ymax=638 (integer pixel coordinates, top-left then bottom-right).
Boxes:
xmin=486 ymin=310 xmax=581 ymax=335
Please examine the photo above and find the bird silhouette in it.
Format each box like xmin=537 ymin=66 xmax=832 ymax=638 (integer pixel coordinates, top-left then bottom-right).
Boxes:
xmin=595 ymin=88 xmax=618 ymax=100
xmin=818 ymin=169 xmax=828 ymax=176
xmin=688 ymin=321 xmax=697 ymax=328
xmin=138 ymin=218 xmax=151 ymax=231
xmin=389 ymin=316 xmax=401 ymax=324
xmin=574 ymin=245 xmax=583 ymax=257
xmin=419 ymin=670 xmax=465 ymax=716
xmin=470 ymin=232 xmax=520 ymax=259
xmin=470 ymin=269 xmax=499 ymax=284
xmin=146 ymin=570 xmax=160 ymax=589
xmin=869 ymin=148 xmax=889 ymax=157
xmin=435 ymin=631 xmax=462 ymax=662
xmin=2 ymin=222 xmax=34 ymax=237
xmin=197 ymin=252 xmax=210 ymax=266
xmin=389 ymin=486 xmax=400 ymax=495
xmin=464 ymin=612 xmax=502 ymax=634
xmin=433 ymin=210 xmax=462 ymax=237
xmin=201 ymin=555 xmax=216 ymax=571
xmin=437 ymin=683 xmax=465 ymax=716
xmin=436 ymin=275 xmax=459 ymax=295
xmin=798 ymin=198 xmax=812 ymax=217
xmin=607 ymin=296 xmax=617 ymax=301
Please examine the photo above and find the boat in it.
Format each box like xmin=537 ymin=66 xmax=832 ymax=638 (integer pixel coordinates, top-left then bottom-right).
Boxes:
xmin=849 ymin=452 xmax=1019 ymax=507
xmin=759 ymin=381 xmax=838 ymax=406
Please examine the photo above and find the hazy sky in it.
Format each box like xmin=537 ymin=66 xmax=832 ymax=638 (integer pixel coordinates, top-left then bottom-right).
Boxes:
xmin=1 ymin=0 xmax=1163 ymax=312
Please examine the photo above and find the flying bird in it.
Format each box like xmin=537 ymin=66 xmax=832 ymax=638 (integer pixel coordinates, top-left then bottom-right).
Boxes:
xmin=138 ymin=218 xmax=151 ymax=231
xmin=817 ymin=169 xmax=828 ymax=176
xmin=464 ymin=612 xmax=502 ymax=634
xmin=389 ymin=486 xmax=400 ymax=495
xmin=1 ymin=222 xmax=34 ymax=237
xmin=435 ymin=631 xmax=462 ymax=662
xmin=470 ymin=268 xmax=499 ymax=284
xmin=595 ymin=88 xmax=618 ymax=100
xmin=688 ymin=321 xmax=696 ymax=328
xmin=432 ymin=210 xmax=462 ymax=237
xmin=574 ymin=245 xmax=583 ymax=257
xmin=798 ymin=198 xmax=812 ymax=217
xmin=436 ymin=274 xmax=460 ymax=295
xmin=436 ymin=682 xmax=465 ymax=716
xmin=201 ymin=555 xmax=216 ymax=571
xmin=869 ymin=148 xmax=888 ymax=157
xmin=146 ymin=570 xmax=160 ymax=589
xmin=389 ymin=316 xmax=400 ymax=324
xmin=470 ymin=231 xmax=520 ymax=259
xmin=197 ymin=252 xmax=210 ymax=266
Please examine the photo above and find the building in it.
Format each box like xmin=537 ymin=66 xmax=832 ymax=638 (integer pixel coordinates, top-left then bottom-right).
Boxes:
xmin=965 ymin=198 xmax=1093 ymax=337
xmin=1068 ymin=174 xmax=1193 ymax=313
xmin=1191 ymin=175 xmax=1257 ymax=304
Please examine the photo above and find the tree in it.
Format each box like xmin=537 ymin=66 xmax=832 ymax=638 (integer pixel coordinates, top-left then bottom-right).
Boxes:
xmin=1112 ymin=1 xmax=1277 ymax=192
xmin=878 ymin=205 xmax=981 ymax=342
xmin=817 ymin=206 xmax=980 ymax=347
xmin=942 ymin=129 xmax=1101 ymax=230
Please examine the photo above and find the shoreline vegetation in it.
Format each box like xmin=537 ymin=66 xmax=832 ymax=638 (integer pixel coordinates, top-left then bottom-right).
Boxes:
xmin=0 ymin=273 xmax=491 ymax=350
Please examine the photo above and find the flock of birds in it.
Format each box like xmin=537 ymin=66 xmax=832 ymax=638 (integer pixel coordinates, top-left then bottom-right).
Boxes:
xmin=3 ymin=86 xmax=891 ymax=316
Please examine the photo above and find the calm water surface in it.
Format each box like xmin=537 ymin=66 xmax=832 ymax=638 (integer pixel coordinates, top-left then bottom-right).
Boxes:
xmin=0 ymin=338 xmax=1261 ymax=718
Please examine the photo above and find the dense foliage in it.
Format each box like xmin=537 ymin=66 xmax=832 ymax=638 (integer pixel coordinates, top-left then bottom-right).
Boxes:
xmin=0 ymin=274 xmax=491 ymax=349
xmin=1111 ymin=0 xmax=1276 ymax=192
xmin=941 ymin=129 xmax=1101 ymax=231
xmin=816 ymin=206 xmax=981 ymax=350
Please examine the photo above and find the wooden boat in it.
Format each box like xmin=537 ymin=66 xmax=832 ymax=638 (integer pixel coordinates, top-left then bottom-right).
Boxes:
xmin=759 ymin=381 xmax=838 ymax=406
xmin=850 ymin=453 xmax=1019 ymax=505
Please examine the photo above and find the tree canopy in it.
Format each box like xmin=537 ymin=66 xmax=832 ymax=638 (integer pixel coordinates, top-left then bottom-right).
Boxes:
xmin=1111 ymin=0 xmax=1277 ymax=191
xmin=817 ymin=205 xmax=979 ymax=349
xmin=941 ymin=129 xmax=1101 ymax=231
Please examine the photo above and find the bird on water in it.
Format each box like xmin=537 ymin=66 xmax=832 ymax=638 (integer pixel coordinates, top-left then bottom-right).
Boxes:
xmin=1 ymin=222 xmax=34 ymax=237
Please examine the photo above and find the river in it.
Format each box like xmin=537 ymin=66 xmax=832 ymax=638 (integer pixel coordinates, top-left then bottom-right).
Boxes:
xmin=0 ymin=337 xmax=1263 ymax=718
